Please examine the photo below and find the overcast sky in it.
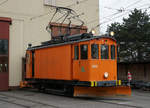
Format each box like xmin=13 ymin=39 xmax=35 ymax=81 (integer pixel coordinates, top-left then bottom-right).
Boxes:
xmin=99 ymin=0 xmax=150 ymax=34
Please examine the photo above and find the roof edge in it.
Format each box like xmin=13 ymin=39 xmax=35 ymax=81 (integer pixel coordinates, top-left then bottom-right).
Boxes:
xmin=0 ymin=17 xmax=12 ymax=24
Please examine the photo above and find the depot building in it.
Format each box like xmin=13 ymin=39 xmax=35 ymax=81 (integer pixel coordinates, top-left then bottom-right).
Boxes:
xmin=0 ymin=0 xmax=99 ymax=90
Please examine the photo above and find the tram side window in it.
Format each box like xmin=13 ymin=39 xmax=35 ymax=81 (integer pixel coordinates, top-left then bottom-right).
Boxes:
xmin=91 ymin=44 xmax=99 ymax=59
xmin=111 ymin=45 xmax=116 ymax=59
xmin=101 ymin=45 xmax=109 ymax=59
xmin=80 ymin=44 xmax=88 ymax=59
xmin=74 ymin=46 xmax=79 ymax=60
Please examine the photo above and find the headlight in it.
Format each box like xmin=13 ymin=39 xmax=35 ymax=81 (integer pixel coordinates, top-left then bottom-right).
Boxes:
xmin=104 ymin=72 xmax=109 ymax=78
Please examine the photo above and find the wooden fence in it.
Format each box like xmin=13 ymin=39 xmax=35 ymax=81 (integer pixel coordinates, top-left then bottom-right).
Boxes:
xmin=118 ymin=62 xmax=150 ymax=82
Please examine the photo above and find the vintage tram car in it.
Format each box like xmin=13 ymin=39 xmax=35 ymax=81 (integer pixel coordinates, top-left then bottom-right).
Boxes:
xmin=21 ymin=33 xmax=131 ymax=97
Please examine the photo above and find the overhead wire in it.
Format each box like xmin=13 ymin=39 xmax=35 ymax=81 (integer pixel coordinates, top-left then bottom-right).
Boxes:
xmin=30 ymin=6 xmax=57 ymax=20
xmin=102 ymin=0 xmax=144 ymax=20
xmin=92 ymin=11 xmax=130 ymax=30
xmin=87 ymin=8 xmax=125 ymax=25
xmin=49 ymin=8 xmax=58 ymax=23
xmin=48 ymin=0 xmax=88 ymax=25
xmin=92 ymin=0 xmax=146 ymax=32
xmin=61 ymin=10 xmax=71 ymax=24
xmin=46 ymin=5 xmax=85 ymax=34
xmin=30 ymin=0 xmax=89 ymax=22
xmin=55 ymin=12 xmax=68 ymax=22
xmin=0 ymin=0 xmax=8 ymax=6
xmin=99 ymin=7 xmax=150 ymax=33
xmin=129 ymin=3 xmax=150 ymax=10
xmin=30 ymin=12 xmax=50 ymax=20
xmin=125 ymin=0 xmax=143 ymax=9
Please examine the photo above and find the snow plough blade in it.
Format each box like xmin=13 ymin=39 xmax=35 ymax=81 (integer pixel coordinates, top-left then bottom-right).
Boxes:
xmin=73 ymin=86 xmax=131 ymax=97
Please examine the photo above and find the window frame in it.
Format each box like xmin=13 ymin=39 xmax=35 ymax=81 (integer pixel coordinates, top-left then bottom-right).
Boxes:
xmin=91 ymin=44 xmax=99 ymax=59
xmin=100 ymin=44 xmax=109 ymax=59
xmin=0 ymin=39 xmax=8 ymax=55
xmin=111 ymin=45 xmax=116 ymax=60
xmin=74 ymin=45 xmax=79 ymax=60
xmin=80 ymin=44 xmax=88 ymax=60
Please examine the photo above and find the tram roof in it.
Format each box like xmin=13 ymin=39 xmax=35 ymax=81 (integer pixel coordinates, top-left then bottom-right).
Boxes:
xmin=27 ymin=34 xmax=116 ymax=51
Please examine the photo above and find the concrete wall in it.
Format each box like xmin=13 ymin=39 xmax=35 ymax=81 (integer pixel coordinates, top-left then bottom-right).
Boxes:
xmin=0 ymin=0 xmax=99 ymax=87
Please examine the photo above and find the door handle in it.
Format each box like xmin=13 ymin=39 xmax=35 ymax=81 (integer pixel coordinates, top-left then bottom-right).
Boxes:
xmin=4 ymin=64 xmax=8 ymax=72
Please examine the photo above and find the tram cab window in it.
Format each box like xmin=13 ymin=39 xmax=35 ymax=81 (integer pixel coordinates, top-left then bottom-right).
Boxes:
xmin=101 ymin=45 xmax=109 ymax=59
xmin=91 ymin=44 xmax=99 ymax=59
xmin=80 ymin=44 xmax=88 ymax=59
xmin=74 ymin=46 xmax=79 ymax=60
xmin=111 ymin=45 xmax=116 ymax=59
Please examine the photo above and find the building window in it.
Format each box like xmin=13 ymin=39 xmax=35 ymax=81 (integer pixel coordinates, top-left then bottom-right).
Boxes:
xmin=91 ymin=44 xmax=99 ymax=59
xmin=80 ymin=44 xmax=88 ymax=59
xmin=0 ymin=58 xmax=8 ymax=73
xmin=0 ymin=40 xmax=8 ymax=55
xmin=111 ymin=45 xmax=116 ymax=59
xmin=44 ymin=0 xmax=55 ymax=6
xmin=101 ymin=45 xmax=109 ymax=59
xmin=74 ymin=46 xmax=79 ymax=60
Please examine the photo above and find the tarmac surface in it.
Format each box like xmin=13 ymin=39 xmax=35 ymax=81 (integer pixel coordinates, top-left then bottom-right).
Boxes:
xmin=0 ymin=89 xmax=149 ymax=108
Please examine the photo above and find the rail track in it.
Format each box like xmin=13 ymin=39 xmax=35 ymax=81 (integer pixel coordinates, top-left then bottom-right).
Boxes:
xmin=73 ymin=97 xmax=143 ymax=108
xmin=93 ymin=100 xmax=142 ymax=108
xmin=0 ymin=93 xmax=60 ymax=108
xmin=0 ymin=90 xmax=143 ymax=108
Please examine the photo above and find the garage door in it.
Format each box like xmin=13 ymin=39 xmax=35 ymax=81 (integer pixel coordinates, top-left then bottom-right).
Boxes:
xmin=0 ymin=17 xmax=11 ymax=90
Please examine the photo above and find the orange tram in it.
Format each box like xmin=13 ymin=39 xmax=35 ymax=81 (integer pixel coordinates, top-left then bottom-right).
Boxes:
xmin=21 ymin=33 xmax=131 ymax=97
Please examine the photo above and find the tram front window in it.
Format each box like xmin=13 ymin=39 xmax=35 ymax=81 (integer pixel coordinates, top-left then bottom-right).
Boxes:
xmin=101 ymin=45 xmax=109 ymax=59
xmin=91 ymin=44 xmax=99 ymax=59
xmin=111 ymin=45 xmax=116 ymax=59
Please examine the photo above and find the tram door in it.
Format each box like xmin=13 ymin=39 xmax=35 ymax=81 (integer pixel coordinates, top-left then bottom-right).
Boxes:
xmin=73 ymin=44 xmax=89 ymax=81
xmin=73 ymin=45 xmax=80 ymax=80
xmin=0 ymin=20 xmax=10 ymax=90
